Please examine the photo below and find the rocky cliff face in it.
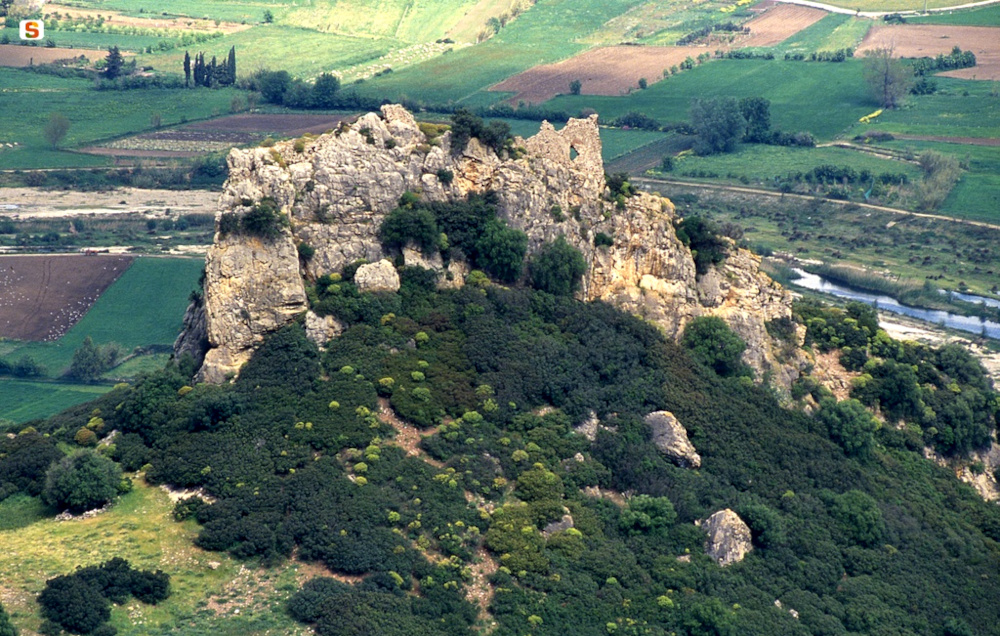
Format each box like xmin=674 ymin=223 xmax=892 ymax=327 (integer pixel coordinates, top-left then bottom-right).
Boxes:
xmin=186 ymin=104 xmax=803 ymax=386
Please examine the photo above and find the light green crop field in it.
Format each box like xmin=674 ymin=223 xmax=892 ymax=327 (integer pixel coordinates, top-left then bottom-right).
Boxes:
xmin=545 ymin=59 xmax=872 ymax=140
xmin=911 ymin=3 xmax=1000 ymax=25
xmin=0 ymin=482 xmax=312 ymax=636
xmin=873 ymin=79 xmax=1000 ymax=139
xmin=281 ymin=0 xmax=476 ymax=41
xmin=878 ymin=139 xmax=1000 ymax=223
xmin=140 ymin=26 xmax=399 ymax=79
xmin=1 ymin=257 xmax=203 ymax=377
xmin=68 ymin=0 xmax=291 ymax=23
xmin=666 ymin=143 xmax=922 ymax=182
xmin=352 ymin=0 xmax=646 ymax=105
xmin=0 ymin=27 xmax=171 ymax=51
xmin=0 ymin=68 xmax=241 ymax=169
xmin=0 ymin=379 xmax=112 ymax=423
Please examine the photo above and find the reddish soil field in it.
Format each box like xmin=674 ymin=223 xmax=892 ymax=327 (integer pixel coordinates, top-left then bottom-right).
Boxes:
xmin=858 ymin=24 xmax=1000 ymax=80
xmin=183 ymin=113 xmax=358 ymax=136
xmin=492 ymin=4 xmax=826 ymax=104
xmin=0 ymin=44 xmax=109 ymax=67
xmin=736 ymin=4 xmax=828 ymax=48
xmin=0 ymin=255 xmax=132 ymax=341
xmin=491 ymin=45 xmax=707 ymax=104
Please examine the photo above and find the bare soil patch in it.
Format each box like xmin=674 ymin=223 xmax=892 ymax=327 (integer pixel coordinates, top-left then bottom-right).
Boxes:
xmin=377 ymin=397 xmax=444 ymax=468
xmin=0 ymin=44 xmax=109 ymax=67
xmin=184 ymin=113 xmax=358 ymax=136
xmin=44 ymin=4 xmax=252 ymax=34
xmin=0 ymin=187 xmax=218 ymax=220
xmin=0 ymin=254 xmax=132 ymax=341
xmin=858 ymin=24 xmax=1000 ymax=80
xmin=736 ymin=4 xmax=828 ymax=47
xmin=491 ymin=45 xmax=707 ymax=104
xmin=493 ymin=4 xmax=825 ymax=104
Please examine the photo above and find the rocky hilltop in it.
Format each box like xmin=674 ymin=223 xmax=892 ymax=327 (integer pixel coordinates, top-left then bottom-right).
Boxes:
xmin=178 ymin=104 xmax=803 ymax=385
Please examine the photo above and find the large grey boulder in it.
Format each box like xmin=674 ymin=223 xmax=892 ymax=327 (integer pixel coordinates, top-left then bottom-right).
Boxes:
xmin=644 ymin=411 xmax=701 ymax=468
xmin=354 ymin=259 xmax=400 ymax=293
xmin=702 ymin=509 xmax=753 ymax=567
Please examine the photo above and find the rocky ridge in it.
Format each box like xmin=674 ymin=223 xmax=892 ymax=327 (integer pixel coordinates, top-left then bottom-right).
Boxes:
xmin=184 ymin=104 xmax=803 ymax=385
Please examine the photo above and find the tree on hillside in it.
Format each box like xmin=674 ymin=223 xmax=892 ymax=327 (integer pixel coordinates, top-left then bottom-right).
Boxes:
xmin=690 ymin=97 xmax=746 ymax=155
xmin=43 ymin=113 xmax=70 ymax=149
xmin=529 ymin=236 xmax=587 ymax=296
xmin=226 ymin=46 xmax=237 ymax=85
xmin=183 ymin=50 xmax=191 ymax=87
xmin=863 ymin=45 xmax=912 ymax=108
xmin=681 ymin=316 xmax=749 ymax=377
xmin=42 ymin=451 xmax=125 ymax=513
xmin=738 ymin=96 xmax=771 ymax=143
xmin=312 ymin=73 xmax=341 ymax=109
xmin=104 ymin=46 xmax=124 ymax=79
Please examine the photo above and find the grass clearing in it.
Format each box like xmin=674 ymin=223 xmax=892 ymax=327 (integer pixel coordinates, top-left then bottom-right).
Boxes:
xmin=774 ymin=13 xmax=853 ymax=54
xmin=67 ymin=0 xmax=289 ymax=23
xmin=667 ymin=143 xmax=921 ymax=182
xmin=872 ymin=78 xmax=1000 ymax=139
xmin=0 ymin=480 xmax=311 ymax=635
xmin=0 ymin=27 xmax=169 ymax=52
xmin=1 ymin=257 xmax=203 ymax=377
xmin=140 ymin=26 xmax=398 ymax=80
xmin=352 ymin=0 xmax=646 ymax=105
xmin=545 ymin=58 xmax=872 ymax=140
xmin=911 ymin=3 xmax=1000 ymax=26
xmin=879 ymin=138 xmax=1000 ymax=223
xmin=0 ymin=68 xmax=240 ymax=170
xmin=0 ymin=379 xmax=112 ymax=423
xmin=283 ymin=0 xmax=476 ymax=41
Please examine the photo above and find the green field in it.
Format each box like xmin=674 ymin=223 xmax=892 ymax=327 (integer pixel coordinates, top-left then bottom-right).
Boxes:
xmin=0 ymin=27 xmax=171 ymax=51
xmin=545 ymin=58 xmax=873 ymax=140
xmin=140 ymin=26 xmax=398 ymax=79
xmin=817 ymin=0 xmax=982 ymax=10
xmin=0 ymin=481 xmax=311 ymax=635
xmin=0 ymin=68 xmax=241 ymax=169
xmin=68 ymin=0 xmax=290 ymax=23
xmin=871 ymin=79 xmax=1000 ymax=139
xmin=352 ymin=0 xmax=646 ymax=105
xmin=666 ymin=143 xmax=922 ymax=183
xmin=488 ymin=118 xmax=670 ymax=162
xmin=0 ymin=257 xmax=203 ymax=377
xmin=0 ymin=379 xmax=112 ymax=423
xmin=911 ymin=3 xmax=1000 ymax=25
xmin=769 ymin=14 xmax=872 ymax=55
xmin=878 ymin=138 xmax=1000 ymax=222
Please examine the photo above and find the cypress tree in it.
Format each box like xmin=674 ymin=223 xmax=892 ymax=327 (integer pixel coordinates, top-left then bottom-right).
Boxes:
xmin=227 ymin=46 xmax=236 ymax=85
xmin=183 ymin=50 xmax=191 ymax=87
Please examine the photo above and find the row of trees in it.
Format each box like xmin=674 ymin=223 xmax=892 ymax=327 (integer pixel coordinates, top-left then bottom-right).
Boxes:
xmin=183 ymin=47 xmax=237 ymax=88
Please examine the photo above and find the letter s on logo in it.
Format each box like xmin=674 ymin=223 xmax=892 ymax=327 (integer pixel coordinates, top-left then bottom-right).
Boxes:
xmin=20 ymin=20 xmax=44 ymax=41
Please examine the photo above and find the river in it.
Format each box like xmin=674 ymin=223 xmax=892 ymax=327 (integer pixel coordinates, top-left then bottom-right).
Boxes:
xmin=790 ymin=268 xmax=1000 ymax=340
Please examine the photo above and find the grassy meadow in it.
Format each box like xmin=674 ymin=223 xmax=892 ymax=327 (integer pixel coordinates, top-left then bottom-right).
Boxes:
xmin=351 ymin=0 xmax=646 ymax=105
xmin=0 ymin=379 xmax=113 ymax=423
xmin=546 ymin=58 xmax=873 ymax=140
xmin=0 ymin=481 xmax=312 ymax=635
xmin=0 ymin=68 xmax=240 ymax=169
xmin=0 ymin=257 xmax=203 ymax=378
xmin=666 ymin=143 xmax=922 ymax=183
xmin=911 ymin=3 xmax=1000 ymax=25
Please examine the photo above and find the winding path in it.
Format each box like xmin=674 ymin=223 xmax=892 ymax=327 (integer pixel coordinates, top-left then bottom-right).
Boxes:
xmin=776 ymin=0 xmax=1000 ymax=16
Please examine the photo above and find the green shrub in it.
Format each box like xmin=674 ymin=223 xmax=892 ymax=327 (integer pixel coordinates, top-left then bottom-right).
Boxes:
xmin=681 ymin=316 xmax=749 ymax=377
xmin=476 ymin=218 xmax=527 ymax=283
xmin=529 ymin=236 xmax=586 ymax=296
xmin=42 ymin=451 xmax=123 ymax=513
xmin=379 ymin=206 xmax=440 ymax=253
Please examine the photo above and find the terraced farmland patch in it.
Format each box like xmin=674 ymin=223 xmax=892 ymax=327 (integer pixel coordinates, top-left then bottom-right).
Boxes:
xmin=736 ymin=3 xmax=828 ymax=47
xmin=0 ymin=45 xmax=109 ymax=67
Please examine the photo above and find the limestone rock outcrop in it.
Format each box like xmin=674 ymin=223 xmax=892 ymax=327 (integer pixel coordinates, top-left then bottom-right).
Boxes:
xmin=354 ymin=259 xmax=401 ymax=293
xmin=701 ymin=509 xmax=753 ymax=567
xmin=185 ymin=104 xmax=803 ymax=385
xmin=644 ymin=411 xmax=701 ymax=468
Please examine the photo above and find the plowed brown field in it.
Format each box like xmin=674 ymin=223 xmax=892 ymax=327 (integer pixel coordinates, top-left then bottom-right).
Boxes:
xmin=0 ymin=45 xmax=110 ymax=67
xmin=858 ymin=24 xmax=1000 ymax=81
xmin=0 ymin=255 xmax=132 ymax=341
xmin=737 ymin=4 xmax=828 ymax=48
xmin=492 ymin=3 xmax=828 ymax=104
xmin=491 ymin=45 xmax=706 ymax=104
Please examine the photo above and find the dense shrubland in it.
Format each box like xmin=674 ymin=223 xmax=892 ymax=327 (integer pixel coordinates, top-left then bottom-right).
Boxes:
xmin=3 ymin=247 xmax=1000 ymax=635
